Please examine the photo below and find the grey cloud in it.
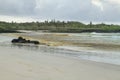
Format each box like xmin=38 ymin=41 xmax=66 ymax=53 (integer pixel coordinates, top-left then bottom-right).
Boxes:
xmin=0 ymin=0 xmax=120 ymax=23
xmin=90 ymin=0 xmax=120 ymax=22
xmin=0 ymin=0 xmax=36 ymax=16
xmin=34 ymin=0 xmax=92 ymax=20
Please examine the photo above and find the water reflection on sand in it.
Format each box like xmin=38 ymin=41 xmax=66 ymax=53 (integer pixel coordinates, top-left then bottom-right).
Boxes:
xmin=0 ymin=33 xmax=120 ymax=65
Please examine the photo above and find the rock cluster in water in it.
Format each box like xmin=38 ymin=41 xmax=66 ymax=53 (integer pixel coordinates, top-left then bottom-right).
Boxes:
xmin=11 ymin=37 xmax=40 ymax=45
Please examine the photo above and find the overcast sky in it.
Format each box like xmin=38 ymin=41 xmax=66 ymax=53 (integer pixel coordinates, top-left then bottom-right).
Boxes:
xmin=0 ymin=0 xmax=120 ymax=23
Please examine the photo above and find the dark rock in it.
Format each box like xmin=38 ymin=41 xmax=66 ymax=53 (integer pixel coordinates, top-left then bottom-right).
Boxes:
xmin=30 ymin=41 xmax=40 ymax=44
xmin=12 ymin=39 xmax=19 ymax=43
xmin=11 ymin=37 xmax=40 ymax=45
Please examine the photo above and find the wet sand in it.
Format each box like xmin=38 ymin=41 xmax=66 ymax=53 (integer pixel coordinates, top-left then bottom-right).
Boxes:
xmin=0 ymin=46 xmax=120 ymax=80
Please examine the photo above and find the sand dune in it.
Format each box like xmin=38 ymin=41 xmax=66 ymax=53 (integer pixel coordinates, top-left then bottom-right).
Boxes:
xmin=0 ymin=46 xmax=120 ymax=80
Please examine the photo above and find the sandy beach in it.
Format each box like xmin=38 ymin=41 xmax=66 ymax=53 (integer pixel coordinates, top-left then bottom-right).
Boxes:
xmin=0 ymin=0 xmax=120 ymax=79
xmin=0 ymin=46 xmax=120 ymax=80
xmin=0 ymin=32 xmax=120 ymax=80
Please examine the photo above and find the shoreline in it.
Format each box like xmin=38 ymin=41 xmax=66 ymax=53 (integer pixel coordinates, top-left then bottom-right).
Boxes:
xmin=2 ymin=32 xmax=120 ymax=65
xmin=1 ymin=33 xmax=120 ymax=79
xmin=7 ymin=32 xmax=120 ymax=51
xmin=0 ymin=46 xmax=120 ymax=80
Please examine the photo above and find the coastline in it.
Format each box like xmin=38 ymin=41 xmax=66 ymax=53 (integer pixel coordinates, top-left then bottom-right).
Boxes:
xmin=6 ymin=31 xmax=120 ymax=52
xmin=0 ymin=46 xmax=120 ymax=80
xmin=2 ymin=32 xmax=120 ymax=64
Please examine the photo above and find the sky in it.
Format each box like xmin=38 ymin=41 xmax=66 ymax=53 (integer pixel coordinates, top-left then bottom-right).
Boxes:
xmin=0 ymin=0 xmax=120 ymax=23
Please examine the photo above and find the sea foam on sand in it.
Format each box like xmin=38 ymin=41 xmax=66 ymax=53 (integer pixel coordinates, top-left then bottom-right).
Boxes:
xmin=0 ymin=46 xmax=120 ymax=80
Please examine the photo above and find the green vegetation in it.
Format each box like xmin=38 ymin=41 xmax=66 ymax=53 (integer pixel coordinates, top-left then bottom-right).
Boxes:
xmin=0 ymin=20 xmax=120 ymax=33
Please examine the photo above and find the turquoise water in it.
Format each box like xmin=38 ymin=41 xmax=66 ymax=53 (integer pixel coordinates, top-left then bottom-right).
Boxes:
xmin=0 ymin=33 xmax=120 ymax=65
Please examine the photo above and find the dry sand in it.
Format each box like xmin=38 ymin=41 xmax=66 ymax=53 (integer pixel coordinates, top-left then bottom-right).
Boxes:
xmin=0 ymin=46 xmax=120 ymax=80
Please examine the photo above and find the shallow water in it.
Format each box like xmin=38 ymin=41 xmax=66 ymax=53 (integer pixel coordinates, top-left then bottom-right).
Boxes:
xmin=67 ymin=33 xmax=120 ymax=45
xmin=0 ymin=33 xmax=120 ymax=65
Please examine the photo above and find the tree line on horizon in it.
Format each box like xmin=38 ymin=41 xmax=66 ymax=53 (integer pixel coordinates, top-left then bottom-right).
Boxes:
xmin=0 ymin=20 xmax=120 ymax=33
